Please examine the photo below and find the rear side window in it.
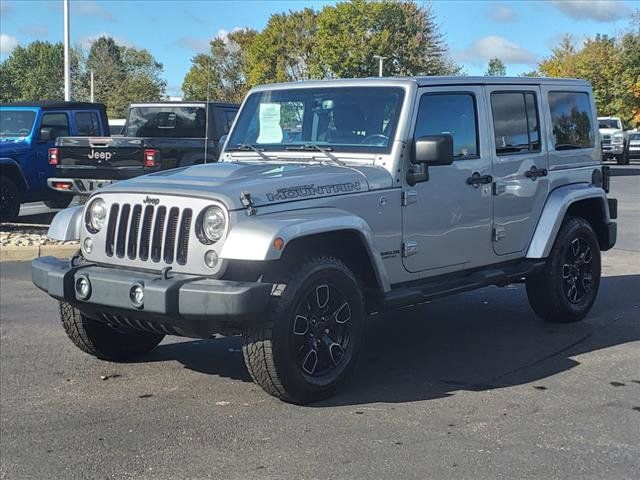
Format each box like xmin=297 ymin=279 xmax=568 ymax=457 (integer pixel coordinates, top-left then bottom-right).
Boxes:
xmin=224 ymin=111 xmax=237 ymax=134
xmin=75 ymin=112 xmax=100 ymax=136
xmin=414 ymin=93 xmax=478 ymax=158
xmin=40 ymin=113 xmax=69 ymax=138
xmin=491 ymin=92 xmax=540 ymax=155
xmin=126 ymin=106 xmax=206 ymax=138
xmin=548 ymin=91 xmax=594 ymax=150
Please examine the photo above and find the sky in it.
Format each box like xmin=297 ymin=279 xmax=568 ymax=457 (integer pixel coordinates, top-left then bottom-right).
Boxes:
xmin=0 ymin=0 xmax=636 ymax=97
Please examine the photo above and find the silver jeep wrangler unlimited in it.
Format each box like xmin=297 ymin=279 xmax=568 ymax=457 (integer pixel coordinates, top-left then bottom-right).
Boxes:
xmin=33 ymin=77 xmax=617 ymax=404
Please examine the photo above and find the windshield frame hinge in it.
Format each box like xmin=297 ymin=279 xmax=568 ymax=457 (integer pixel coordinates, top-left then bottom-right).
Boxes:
xmin=240 ymin=191 xmax=257 ymax=216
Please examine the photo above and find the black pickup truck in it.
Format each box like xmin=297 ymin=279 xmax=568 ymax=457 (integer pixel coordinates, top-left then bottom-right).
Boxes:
xmin=48 ymin=101 xmax=238 ymax=195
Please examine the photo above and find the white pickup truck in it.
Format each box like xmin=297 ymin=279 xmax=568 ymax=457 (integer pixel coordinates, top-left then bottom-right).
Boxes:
xmin=598 ymin=116 xmax=630 ymax=165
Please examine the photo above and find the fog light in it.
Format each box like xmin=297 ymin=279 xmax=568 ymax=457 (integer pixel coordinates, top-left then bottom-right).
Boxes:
xmin=83 ymin=237 xmax=93 ymax=254
xmin=129 ymin=283 xmax=144 ymax=308
xmin=204 ymin=250 xmax=218 ymax=269
xmin=75 ymin=275 xmax=91 ymax=300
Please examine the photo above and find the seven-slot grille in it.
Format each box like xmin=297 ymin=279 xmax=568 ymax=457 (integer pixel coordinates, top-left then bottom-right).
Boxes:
xmin=601 ymin=135 xmax=611 ymax=145
xmin=104 ymin=203 xmax=192 ymax=265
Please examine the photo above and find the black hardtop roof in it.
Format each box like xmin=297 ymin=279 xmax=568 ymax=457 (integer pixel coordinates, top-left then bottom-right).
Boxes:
xmin=128 ymin=101 xmax=239 ymax=108
xmin=0 ymin=101 xmax=107 ymax=110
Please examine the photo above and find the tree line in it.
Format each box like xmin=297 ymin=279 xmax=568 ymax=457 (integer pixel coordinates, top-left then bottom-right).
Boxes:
xmin=181 ymin=0 xmax=460 ymax=103
xmin=0 ymin=37 xmax=166 ymax=118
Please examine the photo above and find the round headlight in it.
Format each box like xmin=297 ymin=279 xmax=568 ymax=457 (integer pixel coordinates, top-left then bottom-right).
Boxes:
xmin=86 ymin=198 xmax=107 ymax=233
xmin=200 ymin=206 xmax=226 ymax=243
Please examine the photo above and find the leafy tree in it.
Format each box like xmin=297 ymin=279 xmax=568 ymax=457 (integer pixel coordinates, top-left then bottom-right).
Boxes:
xmin=182 ymin=28 xmax=257 ymax=103
xmin=485 ymin=58 xmax=506 ymax=76
xmin=82 ymin=36 xmax=166 ymax=117
xmin=314 ymin=0 xmax=460 ymax=78
xmin=519 ymin=70 xmax=539 ymax=77
xmin=247 ymin=8 xmax=319 ymax=85
xmin=0 ymin=41 xmax=81 ymax=102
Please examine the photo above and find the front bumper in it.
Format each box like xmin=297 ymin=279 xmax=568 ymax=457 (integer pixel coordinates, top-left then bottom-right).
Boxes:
xmin=32 ymin=256 xmax=273 ymax=338
xmin=601 ymin=144 xmax=624 ymax=156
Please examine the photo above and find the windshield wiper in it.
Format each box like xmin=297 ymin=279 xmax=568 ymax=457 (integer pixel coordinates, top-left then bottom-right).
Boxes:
xmin=229 ymin=143 xmax=271 ymax=161
xmin=285 ymin=144 xmax=345 ymax=166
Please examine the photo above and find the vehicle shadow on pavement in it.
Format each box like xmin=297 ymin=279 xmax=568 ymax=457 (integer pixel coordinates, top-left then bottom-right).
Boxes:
xmin=610 ymin=167 xmax=640 ymax=177
xmin=313 ymin=274 xmax=640 ymax=406
xmin=133 ymin=274 xmax=639 ymax=404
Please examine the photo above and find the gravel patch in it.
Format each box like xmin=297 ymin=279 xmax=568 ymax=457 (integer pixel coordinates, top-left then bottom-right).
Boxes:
xmin=0 ymin=224 xmax=78 ymax=248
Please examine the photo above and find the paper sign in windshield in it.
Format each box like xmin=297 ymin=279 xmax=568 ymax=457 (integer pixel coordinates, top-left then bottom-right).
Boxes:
xmin=257 ymin=103 xmax=283 ymax=144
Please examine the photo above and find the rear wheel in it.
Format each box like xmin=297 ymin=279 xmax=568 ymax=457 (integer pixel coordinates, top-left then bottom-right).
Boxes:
xmin=526 ymin=216 xmax=601 ymax=323
xmin=60 ymin=302 xmax=164 ymax=361
xmin=0 ymin=176 xmax=20 ymax=222
xmin=243 ymin=256 xmax=364 ymax=404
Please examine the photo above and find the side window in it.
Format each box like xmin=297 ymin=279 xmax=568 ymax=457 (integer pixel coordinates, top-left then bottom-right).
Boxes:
xmin=224 ymin=111 xmax=237 ymax=134
xmin=415 ymin=93 xmax=478 ymax=158
xmin=491 ymin=91 xmax=540 ymax=155
xmin=40 ymin=113 xmax=69 ymax=139
xmin=75 ymin=112 xmax=100 ymax=136
xmin=548 ymin=91 xmax=594 ymax=150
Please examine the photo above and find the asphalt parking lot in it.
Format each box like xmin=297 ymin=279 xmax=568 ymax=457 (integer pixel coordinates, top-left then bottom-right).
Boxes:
xmin=1 ymin=164 xmax=638 ymax=480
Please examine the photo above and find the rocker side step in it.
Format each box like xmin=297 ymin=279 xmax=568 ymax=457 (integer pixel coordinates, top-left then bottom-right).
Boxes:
xmin=384 ymin=259 xmax=545 ymax=309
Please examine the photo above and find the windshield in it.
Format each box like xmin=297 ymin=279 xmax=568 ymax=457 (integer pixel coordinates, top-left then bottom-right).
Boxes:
xmin=629 ymin=133 xmax=640 ymax=140
xmin=125 ymin=106 xmax=206 ymax=138
xmin=599 ymin=119 xmax=620 ymax=129
xmin=0 ymin=110 xmax=36 ymax=137
xmin=228 ymin=87 xmax=404 ymax=153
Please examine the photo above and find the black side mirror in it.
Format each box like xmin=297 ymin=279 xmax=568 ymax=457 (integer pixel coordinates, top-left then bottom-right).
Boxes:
xmin=38 ymin=127 xmax=53 ymax=142
xmin=413 ymin=134 xmax=454 ymax=165
xmin=407 ymin=134 xmax=454 ymax=186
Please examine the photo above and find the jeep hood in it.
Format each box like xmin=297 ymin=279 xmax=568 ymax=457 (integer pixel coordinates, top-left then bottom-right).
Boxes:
xmin=101 ymin=161 xmax=393 ymax=210
xmin=599 ymin=128 xmax=623 ymax=136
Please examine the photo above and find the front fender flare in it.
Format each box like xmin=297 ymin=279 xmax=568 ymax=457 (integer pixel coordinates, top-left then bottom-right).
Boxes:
xmin=526 ymin=184 xmax=612 ymax=258
xmin=220 ymin=208 xmax=390 ymax=291
xmin=47 ymin=205 xmax=83 ymax=241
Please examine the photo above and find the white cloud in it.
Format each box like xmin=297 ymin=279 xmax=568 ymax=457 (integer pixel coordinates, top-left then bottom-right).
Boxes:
xmin=215 ymin=27 xmax=243 ymax=43
xmin=0 ymin=34 xmax=18 ymax=54
xmin=74 ymin=0 xmax=114 ymax=21
xmin=551 ymin=0 xmax=631 ymax=22
xmin=79 ymin=33 xmax=133 ymax=50
xmin=175 ymin=37 xmax=211 ymax=53
xmin=489 ymin=3 xmax=518 ymax=22
xmin=20 ymin=24 xmax=49 ymax=38
xmin=456 ymin=35 xmax=538 ymax=65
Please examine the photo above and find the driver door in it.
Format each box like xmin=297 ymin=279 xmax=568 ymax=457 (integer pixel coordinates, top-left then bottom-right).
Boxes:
xmin=402 ymin=86 xmax=493 ymax=274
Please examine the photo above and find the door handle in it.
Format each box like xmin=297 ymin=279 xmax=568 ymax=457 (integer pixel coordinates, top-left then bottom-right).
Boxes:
xmin=466 ymin=172 xmax=493 ymax=186
xmin=525 ymin=166 xmax=548 ymax=180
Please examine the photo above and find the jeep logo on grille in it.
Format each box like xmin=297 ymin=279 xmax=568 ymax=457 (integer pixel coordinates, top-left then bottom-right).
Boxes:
xmin=143 ymin=196 xmax=160 ymax=205
xmin=88 ymin=149 xmax=113 ymax=160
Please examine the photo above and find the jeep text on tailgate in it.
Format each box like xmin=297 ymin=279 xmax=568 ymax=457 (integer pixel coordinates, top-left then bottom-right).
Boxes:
xmin=33 ymin=77 xmax=617 ymax=404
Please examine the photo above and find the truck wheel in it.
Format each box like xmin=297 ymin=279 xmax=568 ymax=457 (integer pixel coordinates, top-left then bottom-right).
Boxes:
xmin=60 ymin=302 xmax=164 ymax=361
xmin=0 ymin=176 xmax=20 ymax=222
xmin=243 ymin=256 xmax=364 ymax=404
xmin=44 ymin=195 xmax=73 ymax=209
xmin=526 ymin=217 xmax=601 ymax=323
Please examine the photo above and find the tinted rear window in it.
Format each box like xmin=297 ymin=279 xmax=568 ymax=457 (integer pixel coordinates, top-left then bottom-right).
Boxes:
xmin=126 ymin=106 xmax=206 ymax=138
xmin=549 ymin=92 xmax=594 ymax=150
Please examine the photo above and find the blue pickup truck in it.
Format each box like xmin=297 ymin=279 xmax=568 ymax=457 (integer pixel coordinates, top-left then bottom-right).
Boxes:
xmin=0 ymin=102 xmax=109 ymax=221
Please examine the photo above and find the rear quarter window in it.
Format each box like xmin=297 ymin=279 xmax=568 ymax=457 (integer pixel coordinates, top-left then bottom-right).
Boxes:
xmin=548 ymin=91 xmax=594 ymax=150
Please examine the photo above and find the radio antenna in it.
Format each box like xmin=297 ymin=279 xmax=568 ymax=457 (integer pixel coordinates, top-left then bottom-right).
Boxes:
xmin=203 ymin=55 xmax=211 ymax=163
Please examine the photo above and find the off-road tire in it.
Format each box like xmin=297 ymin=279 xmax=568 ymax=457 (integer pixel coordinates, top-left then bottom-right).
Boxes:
xmin=44 ymin=195 xmax=73 ymax=210
xmin=526 ymin=216 xmax=601 ymax=323
xmin=243 ymin=256 xmax=364 ymax=404
xmin=0 ymin=176 xmax=20 ymax=222
xmin=60 ymin=302 xmax=164 ymax=361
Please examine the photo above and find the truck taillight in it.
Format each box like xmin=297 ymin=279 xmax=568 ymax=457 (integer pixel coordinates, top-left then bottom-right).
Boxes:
xmin=48 ymin=148 xmax=59 ymax=165
xmin=143 ymin=149 xmax=159 ymax=168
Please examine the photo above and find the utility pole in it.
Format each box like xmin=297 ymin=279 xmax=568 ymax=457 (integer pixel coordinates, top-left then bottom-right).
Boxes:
xmin=90 ymin=70 xmax=94 ymax=102
xmin=373 ymin=55 xmax=386 ymax=77
xmin=63 ymin=0 xmax=71 ymax=100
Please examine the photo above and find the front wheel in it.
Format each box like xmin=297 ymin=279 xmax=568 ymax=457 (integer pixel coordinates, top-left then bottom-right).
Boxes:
xmin=60 ymin=302 xmax=164 ymax=361
xmin=526 ymin=216 xmax=601 ymax=323
xmin=243 ymin=256 xmax=364 ymax=404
